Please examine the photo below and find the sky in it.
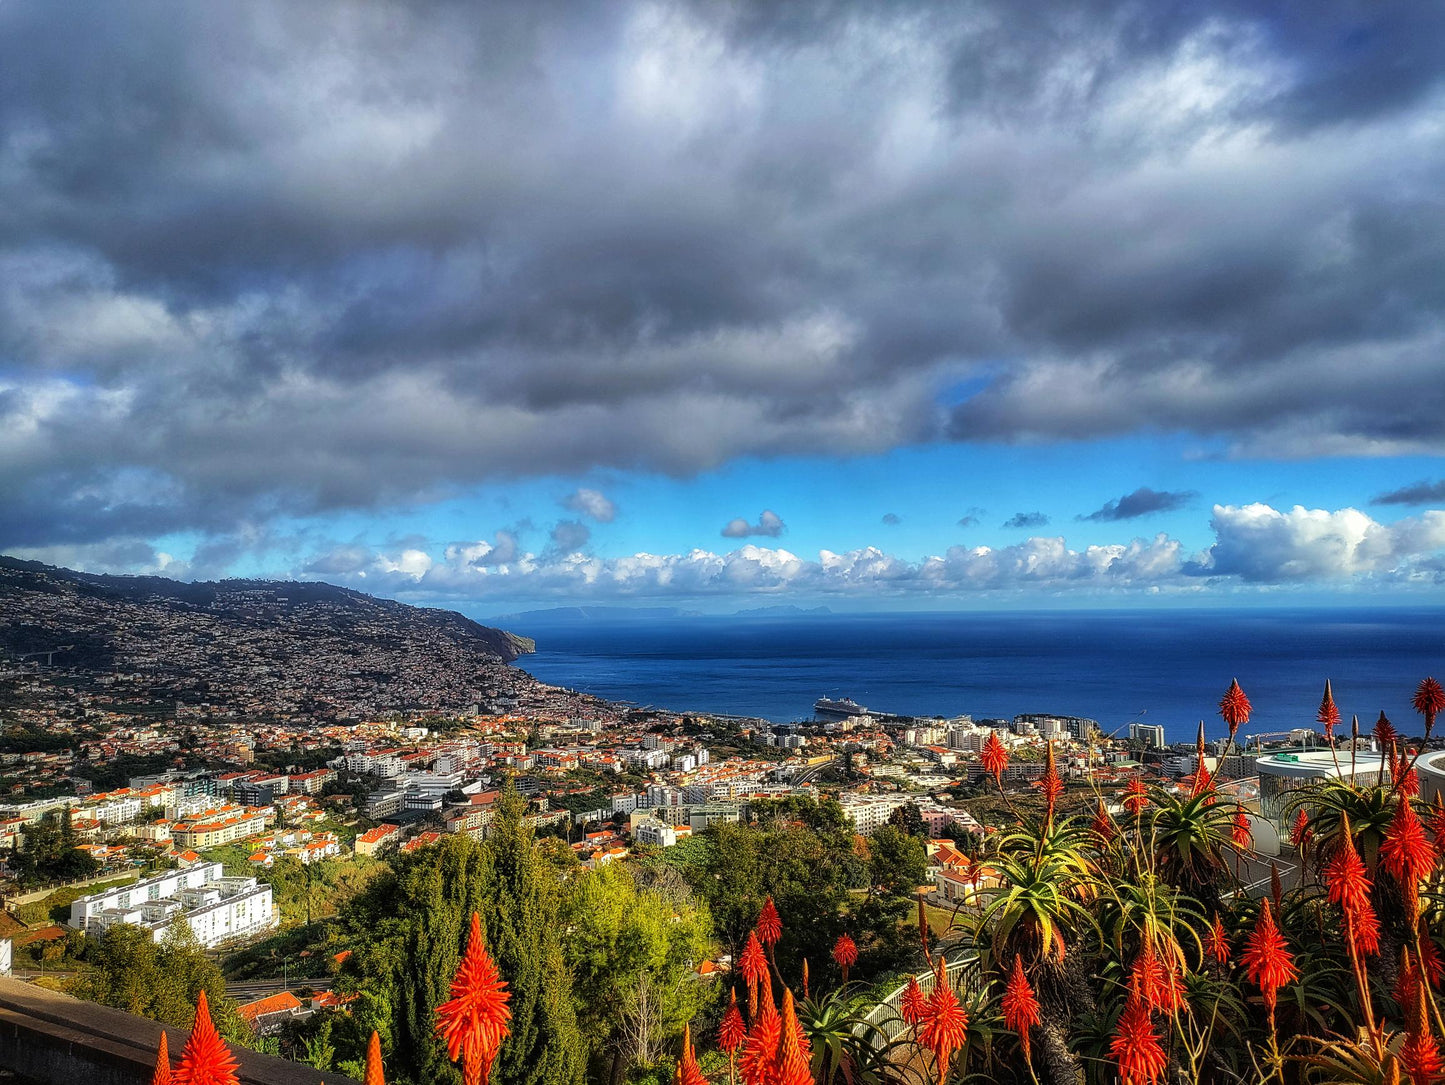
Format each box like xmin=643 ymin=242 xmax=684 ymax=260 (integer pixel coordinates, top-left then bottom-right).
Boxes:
xmin=2 ymin=0 xmax=1445 ymax=615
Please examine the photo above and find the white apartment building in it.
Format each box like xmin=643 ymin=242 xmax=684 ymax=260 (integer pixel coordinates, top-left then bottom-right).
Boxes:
xmin=837 ymin=794 xmax=910 ymax=836
xmin=69 ymin=861 xmax=277 ymax=948
xmin=634 ymin=818 xmax=677 ymax=848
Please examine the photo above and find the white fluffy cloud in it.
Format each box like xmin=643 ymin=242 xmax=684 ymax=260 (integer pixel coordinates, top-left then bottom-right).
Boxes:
xmin=299 ymin=503 xmax=1445 ymax=604
xmin=1195 ymin=504 xmax=1445 ymax=582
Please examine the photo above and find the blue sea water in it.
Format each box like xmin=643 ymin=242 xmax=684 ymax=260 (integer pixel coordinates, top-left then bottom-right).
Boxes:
xmin=504 ymin=608 xmax=1445 ymax=745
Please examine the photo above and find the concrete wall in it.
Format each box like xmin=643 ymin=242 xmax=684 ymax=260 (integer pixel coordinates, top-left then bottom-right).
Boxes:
xmin=0 ymin=977 xmax=357 ymax=1085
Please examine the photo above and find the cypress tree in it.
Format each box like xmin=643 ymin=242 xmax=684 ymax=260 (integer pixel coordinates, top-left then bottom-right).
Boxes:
xmin=341 ymin=784 xmax=584 ymax=1085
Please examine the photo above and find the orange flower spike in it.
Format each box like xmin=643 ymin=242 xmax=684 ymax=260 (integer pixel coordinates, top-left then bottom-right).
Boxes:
xmin=1231 ymin=805 xmax=1252 ymax=850
xmin=1322 ymin=816 xmax=1380 ymax=958
xmin=1420 ymin=928 xmax=1444 ymax=990
xmin=1414 ymin=677 xmax=1445 ymax=737
xmin=1399 ymin=962 xmax=1445 ymax=1085
xmin=1205 ymin=914 xmax=1231 ymax=965
xmin=677 ymin=1024 xmax=710 ymax=1085
xmin=1090 ymin=800 xmax=1116 ymax=843
xmin=981 ymin=731 xmax=1009 ymax=787
xmin=832 ymin=933 xmax=857 ymax=982
xmin=739 ymin=932 xmax=767 ymax=1018
xmin=918 ymin=957 xmax=968 ymax=1084
xmin=1431 ymin=796 xmax=1445 ymax=854
xmin=1001 ymin=954 xmax=1040 ymax=1061
xmin=1122 ymin=777 xmax=1148 ymax=817
xmin=1290 ymin=808 xmax=1311 ymax=851
xmin=719 ymin=989 xmax=747 ymax=1055
xmin=738 ymin=977 xmax=780 ymax=1085
xmin=1240 ymin=900 xmax=1298 ymax=1022
xmin=1374 ymin=712 xmax=1400 ymax=750
xmin=363 ymin=1030 xmax=386 ymax=1085
xmin=757 ymin=897 xmax=782 ymax=951
xmin=1381 ymin=795 xmax=1438 ymax=889
xmin=1219 ymin=678 xmax=1251 ymax=739
xmin=1317 ymin=679 xmax=1341 ymax=739
xmin=771 ymin=991 xmax=813 ymax=1085
xmin=1110 ymin=993 xmax=1167 ymax=1085
xmin=435 ymin=912 xmax=512 ymax=1085
xmin=899 ymin=976 xmax=928 ymax=1029
xmin=174 ymin=990 xmax=241 ymax=1085
xmin=1037 ymin=742 xmax=1063 ymax=824
xmin=151 ymin=1031 xmax=173 ymax=1085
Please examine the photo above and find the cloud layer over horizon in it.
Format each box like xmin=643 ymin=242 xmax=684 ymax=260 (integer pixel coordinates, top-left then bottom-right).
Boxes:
xmin=3 ymin=0 xmax=1445 ymax=558
xmin=18 ymin=504 xmax=1442 ymax=607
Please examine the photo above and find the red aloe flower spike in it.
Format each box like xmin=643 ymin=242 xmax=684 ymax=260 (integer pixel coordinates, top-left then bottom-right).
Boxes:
xmin=918 ymin=957 xmax=968 ymax=1085
xmin=1122 ymin=777 xmax=1148 ymax=817
xmin=771 ymin=989 xmax=813 ymax=1085
xmin=981 ymin=731 xmax=1009 ymax=787
xmin=1375 ymin=712 xmax=1400 ymax=749
xmin=720 ymin=988 xmax=747 ymax=1055
xmin=757 ymin=897 xmax=782 ymax=952
xmin=1110 ymin=992 xmax=1167 ymax=1085
xmin=1323 ymin=816 xmax=1381 ymax=959
xmin=1129 ymin=939 xmax=1184 ymax=1016
xmin=1231 ymin=805 xmax=1252 ymax=851
xmin=1241 ymin=900 xmax=1298 ymax=1027
xmin=1399 ymin=959 xmax=1445 ymax=1085
xmin=738 ymin=974 xmax=780 ymax=1085
xmin=899 ymin=975 xmax=928 ymax=1032
xmin=363 ymin=1030 xmax=386 ymax=1085
xmin=1382 ymin=795 xmax=1438 ymax=887
xmin=151 ymin=1030 xmax=173 ymax=1085
xmin=1289 ymin=808 xmax=1311 ymax=851
xmin=1001 ymin=954 xmax=1040 ymax=1062
xmin=1414 ymin=677 xmax=1445 ymax=737
xmin=1037 ymin=742 xmax=1062 ymax=824
xmin=435 ymin=912 xmax=512 ymax=1085
xmin=1431 ymin=796 xmax=1445 ymax=854
xmin=739 ymin=931 xmax=767 ymax=1019
xmin=1090 ymin=800 xmax=1116 ymax=843
xmin=677 ymin=1023 xmax=710 ymax=1085
xmin=1318 ymin=679 xmax=1340 ymax=739
xmin=1421 ymin=927 xmax=1445 ymax=991
xmin=1219 ymin=678 xmax=1251 ymax=739
xmin=1205 ymin=914 xmax=1231 ymax=965
xmin=832 ymin=933 xmax=857 ymax=984
xmin=174 ymin=990 xmax=241 ymax=1085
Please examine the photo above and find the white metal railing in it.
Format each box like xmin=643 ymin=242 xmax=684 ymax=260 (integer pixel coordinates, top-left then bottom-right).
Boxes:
xmin=857 ymin=954 xmax=982 ymax=1047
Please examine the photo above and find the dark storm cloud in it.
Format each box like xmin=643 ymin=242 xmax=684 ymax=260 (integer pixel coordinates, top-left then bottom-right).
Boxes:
xmin=1373 ymin=480 xmax=1445 ymax=506
xmin=3 ymin=0 xmax=1445 ymax=549
xmin=1004 ymin=512 xmax=1049 ymax=529
xmin=1079 ymin=487 xmax=1197 ymax=522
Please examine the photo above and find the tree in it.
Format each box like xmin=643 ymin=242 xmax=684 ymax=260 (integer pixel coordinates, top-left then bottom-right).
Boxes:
xmin=887 ymin=802 xmax=928 ymax=839
xmin=338 ymin=786 xmax=584 ymax=1085
xmin=865 ymin=825 xmax=928 ymax=898
xmin=562 ymin=863 xmax=716 ymax=1082
xmin=77 ymin=921 xmax=252 ymax=1045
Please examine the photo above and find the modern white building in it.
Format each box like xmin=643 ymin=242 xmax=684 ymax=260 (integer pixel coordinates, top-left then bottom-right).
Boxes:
xmin=633 ymin=818 xmax=677 ymax=848
xmin=1256 ymin=748 xmax=1388 ymax=825
xmin=69 ymin=861 xmax=277 ymax=948
xmin=837 ymin=794 xmax=909 ymax=836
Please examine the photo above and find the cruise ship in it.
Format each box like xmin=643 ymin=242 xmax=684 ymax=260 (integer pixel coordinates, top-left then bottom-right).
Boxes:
xmin=813 ymin=696 xmax=870 ymax=720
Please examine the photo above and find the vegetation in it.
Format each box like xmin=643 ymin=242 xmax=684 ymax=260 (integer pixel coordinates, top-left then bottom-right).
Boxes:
xmin=73 ymin=921 xmax=256 ymax=1047
xmin=11 ymin=809 xmax=101 ymax=887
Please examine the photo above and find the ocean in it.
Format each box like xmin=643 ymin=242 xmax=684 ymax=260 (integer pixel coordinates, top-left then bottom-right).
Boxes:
xmin=501 ymin=608 xmax=1445 ymax=745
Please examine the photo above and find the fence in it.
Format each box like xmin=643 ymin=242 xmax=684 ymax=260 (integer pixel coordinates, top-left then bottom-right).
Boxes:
xmin=857 ymin=954 xmax=984 ymax=1047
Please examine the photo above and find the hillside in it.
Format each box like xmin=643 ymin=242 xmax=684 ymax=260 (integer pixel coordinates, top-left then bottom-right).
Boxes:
xmin=0 ymin=557 xmax=539 ymax=722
